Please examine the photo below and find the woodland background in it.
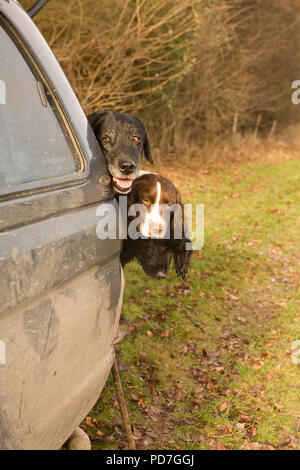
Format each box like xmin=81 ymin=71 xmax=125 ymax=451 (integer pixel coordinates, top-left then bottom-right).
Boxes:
xmin=21 ymin=0 xmax=300 ymax=148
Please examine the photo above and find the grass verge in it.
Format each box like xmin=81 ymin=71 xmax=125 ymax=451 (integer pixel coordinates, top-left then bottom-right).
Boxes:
xmin=83 ymin=150 xmax=300 ymax=450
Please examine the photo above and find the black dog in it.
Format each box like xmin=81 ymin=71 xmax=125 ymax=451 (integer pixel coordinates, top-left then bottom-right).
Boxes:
xmin=120 ymin=174 xmax=192 ymax=280
xmin=88 ymin=111 xmax=191 ymax=280
xmin=88 ymin=110 xmax=153 ymax=194
xmin=121 ymin=238 xmax=191 ymax=280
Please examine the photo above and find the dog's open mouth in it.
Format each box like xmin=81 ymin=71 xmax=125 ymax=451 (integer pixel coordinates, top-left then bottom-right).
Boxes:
xmin=112 ymin=177 xmax=133 ymax=194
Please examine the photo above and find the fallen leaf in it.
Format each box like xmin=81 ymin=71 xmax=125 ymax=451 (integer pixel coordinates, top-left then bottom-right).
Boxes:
xmin=175 ymin=382 xmax=183 ymax=389
xmin=135 ymin=440 xmax=146 ymax=449
xmin=130 ymin=393 xmax=139 ymax=401
xmin=132 ymin=426 xmax=143 ymax=439
xmin=202 ymin=374 xmax=211 ymax=383
xmin=202 ymin=348 xmax=208 ymax=358
xmin=219 ymin=402 xmax=228 ymax=412
xmin=236 ymin=422 xmax=246 ymax=430
xmin=240 ymin=414 xmax=251 ymax=422
xmin=274 ymin=403 xmax=283 ymax=411
xmin=86 ymin=416 xmax=95 ymax=427
xmin=221 ymin=424 xmax=233 ymax=434
xmin=160 ymin=330 xmax=169 ymax=337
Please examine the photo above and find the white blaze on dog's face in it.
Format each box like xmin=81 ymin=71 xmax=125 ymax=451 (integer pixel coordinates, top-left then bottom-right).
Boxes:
xmin=140 ymin=182 xmax=167 ymax=238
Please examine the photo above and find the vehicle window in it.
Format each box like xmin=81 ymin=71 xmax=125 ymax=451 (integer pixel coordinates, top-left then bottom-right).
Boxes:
xmin=0 ymin=22 xmax=82 ymax=189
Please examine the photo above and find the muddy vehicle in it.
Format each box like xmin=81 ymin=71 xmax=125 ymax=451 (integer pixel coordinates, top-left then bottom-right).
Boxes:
xmin=0 ymin=0 xmax=123 ymax=449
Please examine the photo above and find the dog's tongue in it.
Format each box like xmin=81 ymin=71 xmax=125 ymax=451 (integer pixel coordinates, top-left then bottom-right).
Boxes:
xmin=113 ymin=177 xmax=133 ymax=189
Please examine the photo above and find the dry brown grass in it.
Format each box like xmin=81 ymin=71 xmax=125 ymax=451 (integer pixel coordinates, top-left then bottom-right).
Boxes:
xmin=141 ymin=131 xmax=300 ymax=181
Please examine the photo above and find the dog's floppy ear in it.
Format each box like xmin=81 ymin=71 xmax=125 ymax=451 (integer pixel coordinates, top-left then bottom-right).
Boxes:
xmin=173 ymin=203 xmax=192 ymax=280
xmin=143 ymin=127 xmax=153 ymax=164
xmin=134 ymin=115 xmax=153 ymax=164
xmin=88 ymin=109 xmax=107 ymax=133
xmin=174 ymin=238 xmax=192 ymax=280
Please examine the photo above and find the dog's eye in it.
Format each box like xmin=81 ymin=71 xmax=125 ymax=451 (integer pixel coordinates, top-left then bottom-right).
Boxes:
xmin=142 ymin=198 xmax=149 ymax=204
xmin=103 ymin=136 xmax=111 ymax=143
xmin=133 ymin=136 xmax=140 ymax=142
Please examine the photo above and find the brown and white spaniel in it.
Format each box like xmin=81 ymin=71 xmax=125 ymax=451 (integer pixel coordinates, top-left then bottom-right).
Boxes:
xmin=120 ymin=173 xmax=192 ymax=279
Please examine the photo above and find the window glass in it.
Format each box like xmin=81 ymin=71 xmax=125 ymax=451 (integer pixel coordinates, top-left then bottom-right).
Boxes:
xmin=0 ymin=23 xmax=81 ymax=188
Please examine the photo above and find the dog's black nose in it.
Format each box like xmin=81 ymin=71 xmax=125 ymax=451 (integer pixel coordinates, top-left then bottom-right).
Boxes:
xmin=118 ymin=160 xmax=136 ymax=175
